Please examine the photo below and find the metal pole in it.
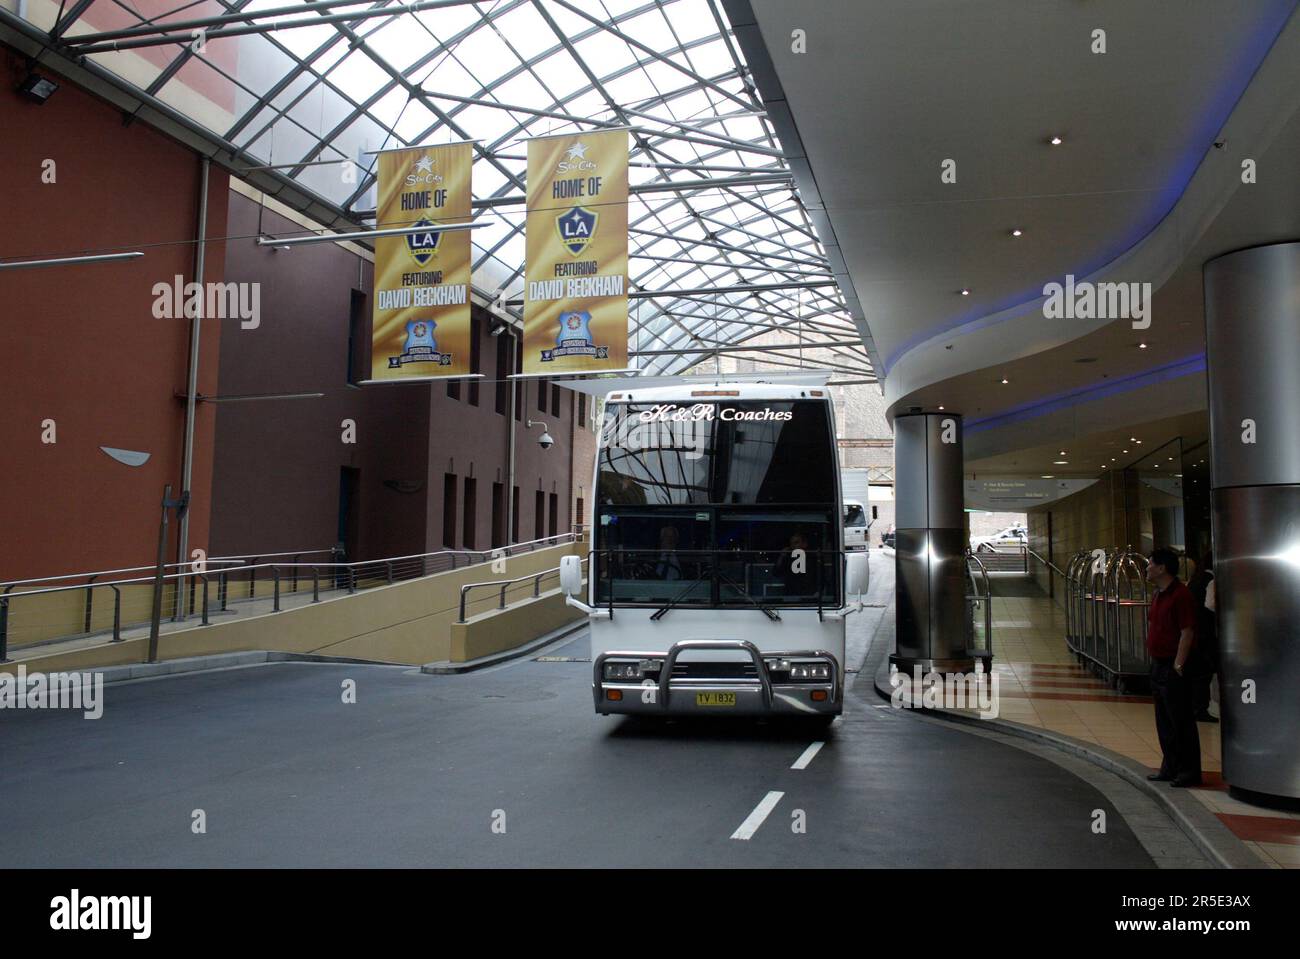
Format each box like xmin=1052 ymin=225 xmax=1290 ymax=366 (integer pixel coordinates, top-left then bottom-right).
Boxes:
xmin=147 ymin=485 xmax=173 ymax=663
xmin=66 ymin=0 xmax=486 ymax=52
xmin=83 ymin=575 xmax=96 ymax=633
xmin=505 ymin=331 xmax=518 ymax=548
xmin=111 ymin=586 xmax=122 ymax=642
xmin=0 ymin=251 xmax=144 ymax=271
xmin=175 ymin=156 xmax=209 ymax=619
xmin=255 ymin=220 xmax=480 ymax=248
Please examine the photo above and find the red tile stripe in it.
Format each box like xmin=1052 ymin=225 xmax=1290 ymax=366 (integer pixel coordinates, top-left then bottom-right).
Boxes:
xmin=1216 ymin=814 xmax=1300 ymax=845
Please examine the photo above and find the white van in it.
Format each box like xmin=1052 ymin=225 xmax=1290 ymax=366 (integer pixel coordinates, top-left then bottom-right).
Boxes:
xmin=843 ymin=499 xmax=868 ymax=551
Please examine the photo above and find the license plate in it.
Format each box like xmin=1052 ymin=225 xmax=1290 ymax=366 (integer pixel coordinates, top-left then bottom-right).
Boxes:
xmin=696 ymin=692 xmax=736 ymax=707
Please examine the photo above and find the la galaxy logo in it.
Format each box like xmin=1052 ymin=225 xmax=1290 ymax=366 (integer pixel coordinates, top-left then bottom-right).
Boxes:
xmin=406 ymin=220 xmax=440 ymax=265
xmin=557 ymin=206 xmax=597 ymax=256
xmin=390 ymin=318 xmax=453 ymax=368
xmin=541 ymin=310 xmax=607 ymax=363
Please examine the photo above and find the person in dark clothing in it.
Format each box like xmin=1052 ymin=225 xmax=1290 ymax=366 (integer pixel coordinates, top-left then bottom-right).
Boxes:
xmin=1186 ymin=552 xmax=1219 ymax=724
xmin=1145 ymin=547 xmax=1202 ymax=787
xmin=774 ymin=532 xmax=815 ymax=598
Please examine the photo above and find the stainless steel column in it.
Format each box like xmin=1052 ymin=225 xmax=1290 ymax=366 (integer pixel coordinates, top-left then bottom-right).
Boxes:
xmin=1205 ymin=242 xmax=1300 ymax=801
xmin=891 ymin=412 xmax=971 ymax=672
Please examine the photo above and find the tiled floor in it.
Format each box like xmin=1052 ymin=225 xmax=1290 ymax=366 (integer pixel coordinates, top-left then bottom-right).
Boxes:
xmin=896 ymin=580 xmax=1298 ymax=868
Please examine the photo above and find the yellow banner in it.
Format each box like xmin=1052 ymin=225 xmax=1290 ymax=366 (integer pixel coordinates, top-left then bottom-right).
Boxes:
xmin=523 ymin=129 xmax=629 ymax=375
xmin=370 ymin=142 xmax=473 ymax=381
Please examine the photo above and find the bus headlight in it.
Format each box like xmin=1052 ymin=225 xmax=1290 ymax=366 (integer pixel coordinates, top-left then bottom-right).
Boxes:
xmin=603 ymin=662 xmax=638 ymax=681
xmin=789 ymin=662 xmax=831 ymax=681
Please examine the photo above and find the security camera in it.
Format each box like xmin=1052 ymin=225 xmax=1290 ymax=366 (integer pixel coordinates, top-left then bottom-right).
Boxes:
xmin=527 ymin=419 xmax=554 ymax=450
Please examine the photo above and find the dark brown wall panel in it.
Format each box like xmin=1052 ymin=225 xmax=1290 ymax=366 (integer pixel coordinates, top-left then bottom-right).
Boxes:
xmin=0 ymin=75 xmax=227 ymax=581
xmin=213 ymin=192 xmax=575 ymax=563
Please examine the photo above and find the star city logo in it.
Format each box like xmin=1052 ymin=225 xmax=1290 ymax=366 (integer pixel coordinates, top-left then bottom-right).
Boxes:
xmin=404 ymin=153 xmax=444 ymax=187
xmin=557 ymin=140 xmax=596 ymax=174
xmin=557 ymin=206 xmax=598 ymax=256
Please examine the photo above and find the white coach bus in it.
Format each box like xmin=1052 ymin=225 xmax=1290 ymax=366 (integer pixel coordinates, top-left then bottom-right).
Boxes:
xmin=559 ymin=376 xmax=868 ymax=725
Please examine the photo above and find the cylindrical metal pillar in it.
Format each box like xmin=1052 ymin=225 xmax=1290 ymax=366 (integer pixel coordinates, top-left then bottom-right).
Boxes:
xmin=891 ymin=412 xmax=971 ymax=672
xmin=1205 ymin=242 xmax=1300 ymax=801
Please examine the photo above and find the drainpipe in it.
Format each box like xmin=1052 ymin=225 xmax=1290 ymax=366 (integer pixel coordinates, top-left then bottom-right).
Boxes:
xmin=175 ymin=156 xmax=209 ymax=615
xmin=505 ymin=331 xmax=518 ymax=547
xmin=569 ymin=389 xmax=576 ymax=535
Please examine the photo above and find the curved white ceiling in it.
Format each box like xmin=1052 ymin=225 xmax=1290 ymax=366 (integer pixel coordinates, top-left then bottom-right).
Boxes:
xmin=743 ymin=0 xmax=1300 ymax=419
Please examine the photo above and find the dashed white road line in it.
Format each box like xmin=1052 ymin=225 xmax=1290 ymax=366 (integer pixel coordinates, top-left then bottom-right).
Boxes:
xmin=790 ymin=741 xmax=825 ymax=770
xmin=730 ymin=790 xmax=785 ymax=841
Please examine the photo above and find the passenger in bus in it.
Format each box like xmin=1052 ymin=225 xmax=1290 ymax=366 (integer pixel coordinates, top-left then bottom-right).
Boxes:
xmin=774 ymin=532 xmax=815 ymax=598
xmin=655 ymin=525 xmax=682 ymax=580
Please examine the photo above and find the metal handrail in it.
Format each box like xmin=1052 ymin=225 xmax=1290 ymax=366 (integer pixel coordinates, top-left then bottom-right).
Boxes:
xmin=0 ymin=557 xmax=252 ymax=590
xmin=965 ymin=550 xmax=993 ymax=658
xmin=2 ymin=533 xmax=578 ymax=600
xmin=1025 ymin=547 xmax=1066 ymax=578
xmin=207 ymin=547 xmax=338 ymax=563
xmin=0 ymin=548 xmax=339 ymax=590
xmin=0 ymin=531 xmax=582 ymax=655
xmin=457 ymin=555 xmax=589 ymax=623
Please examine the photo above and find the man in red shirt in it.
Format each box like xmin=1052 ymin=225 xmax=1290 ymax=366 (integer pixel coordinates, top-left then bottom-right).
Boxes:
xmin=1145 ymin=547 xmax=1201 ymax=786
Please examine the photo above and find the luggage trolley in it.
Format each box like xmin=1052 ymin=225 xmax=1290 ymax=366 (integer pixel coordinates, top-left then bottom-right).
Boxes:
xmin=1103 ymin=550 xmax=1152 ymax=692
xmin=1064 ymin=550 xmax=1090 ymax=656
xmin=1082 ymin=549 xmax=1111 ymax=670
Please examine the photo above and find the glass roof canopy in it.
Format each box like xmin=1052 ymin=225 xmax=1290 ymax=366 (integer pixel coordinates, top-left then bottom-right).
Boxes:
xmin=38 ymin=0 xmax=868 ymax=378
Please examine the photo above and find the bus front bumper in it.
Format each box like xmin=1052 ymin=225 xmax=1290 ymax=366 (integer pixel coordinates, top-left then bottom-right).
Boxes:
xmin=593 ymin=639 xmax=841 ymax=717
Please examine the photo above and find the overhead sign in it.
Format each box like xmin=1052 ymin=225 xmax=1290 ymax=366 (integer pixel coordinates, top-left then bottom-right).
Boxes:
xmin=370 ymin=142 xmax=473 ymax=381
xmin=523 ymin=128 xmax=629 ymax=375
xmin=964 ymin=476 xmax=1099 ymax=512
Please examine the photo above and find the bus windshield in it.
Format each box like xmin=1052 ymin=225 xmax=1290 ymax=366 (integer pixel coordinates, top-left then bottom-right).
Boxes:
xmin=595 ymin=400 xmax=839 ymax=607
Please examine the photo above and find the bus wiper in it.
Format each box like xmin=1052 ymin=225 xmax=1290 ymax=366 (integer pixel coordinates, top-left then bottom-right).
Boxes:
xmin=716 ymin=570 xmax=781 ymax=622
xmin=649 ymin=576 xmax=707 ymax=621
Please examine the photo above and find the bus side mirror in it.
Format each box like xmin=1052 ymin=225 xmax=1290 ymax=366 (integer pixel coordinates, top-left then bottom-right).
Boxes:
xmin=846 ymin=553 xmax=868 ymax=598
xmin=560 ymin=555 xmax=583 ymax=597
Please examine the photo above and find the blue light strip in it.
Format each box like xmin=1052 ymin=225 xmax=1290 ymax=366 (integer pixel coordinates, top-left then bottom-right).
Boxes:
xmin=965 ymin=354 xmax=1206 ymax=434
xmin=881 ymin=0 xmax=1299 ymax=376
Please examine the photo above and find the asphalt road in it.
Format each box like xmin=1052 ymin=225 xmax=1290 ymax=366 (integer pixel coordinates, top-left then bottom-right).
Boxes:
xmin=0 ymin=552 xmax=1155 ymax=868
